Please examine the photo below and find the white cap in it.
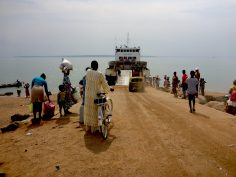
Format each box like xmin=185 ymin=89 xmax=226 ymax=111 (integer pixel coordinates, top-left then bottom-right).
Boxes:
xmin=195 ymin=67 xmax=199 ymax=70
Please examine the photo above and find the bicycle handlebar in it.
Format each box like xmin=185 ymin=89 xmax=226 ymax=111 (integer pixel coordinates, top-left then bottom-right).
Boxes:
xmin=97 ymin=93 xmax=105 ymax=96
xmin=97 ymin=88 xmax=114 ymax=96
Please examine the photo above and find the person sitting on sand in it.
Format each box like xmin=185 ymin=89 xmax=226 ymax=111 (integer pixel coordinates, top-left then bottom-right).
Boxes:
xmin=31 ymin=73 xmax=50 ymax=123
xmin=186 ymin=71 xmax=199 ymax=113
xmin=57 ymin=85 xmax=66 ymax=117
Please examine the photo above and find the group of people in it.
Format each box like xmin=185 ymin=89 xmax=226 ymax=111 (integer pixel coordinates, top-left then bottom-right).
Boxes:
xmin=170 ymin=68 xmax=202 ymax=113
xmin=21 ymin=61 xmax=236 ymax=129
xmin=160 ymin=68 xmax=236 ymax=115
xmin=155 ymin=68 xmax=205 ymax=113
xmin=16 ymin=81 xmax=30 ymax=98
xmin=162 ymin=68 xmax=205 ymax=97
xmin=30 ymin=66 xmax=83 ymax=124
xmin=30 ymin=60 xmax=112 ymax=133
xmin=180 ymin=68 xmax=203 ymax=99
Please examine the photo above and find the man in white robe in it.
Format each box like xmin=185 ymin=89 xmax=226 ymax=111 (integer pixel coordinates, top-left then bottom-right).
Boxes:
xmin=84 ymin=60 xmax=110 ymax=133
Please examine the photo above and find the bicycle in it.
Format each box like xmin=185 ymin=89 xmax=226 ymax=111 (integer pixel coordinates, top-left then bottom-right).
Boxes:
xmin=94 ymin=92 xmax=113 ymax=139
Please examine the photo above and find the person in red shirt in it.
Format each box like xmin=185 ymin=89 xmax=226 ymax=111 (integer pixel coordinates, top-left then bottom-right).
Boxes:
xmin=181 ymin=70 xmax=188 ymax=99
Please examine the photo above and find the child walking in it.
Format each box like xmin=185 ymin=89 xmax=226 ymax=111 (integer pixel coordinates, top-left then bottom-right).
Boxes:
xmin=57 ymin=85 xmax=66 ymax=117
xmin=24 ymin=83 xmax=30 ymax=98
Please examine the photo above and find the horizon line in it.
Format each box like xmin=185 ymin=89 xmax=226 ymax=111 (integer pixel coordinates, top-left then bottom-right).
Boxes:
xmin=13 ymin=55 xmax=236 ymax=58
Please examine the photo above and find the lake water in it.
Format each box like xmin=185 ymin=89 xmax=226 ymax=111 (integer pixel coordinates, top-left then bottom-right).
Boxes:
xmin=0 ymin=56 xmax=235 ymax=96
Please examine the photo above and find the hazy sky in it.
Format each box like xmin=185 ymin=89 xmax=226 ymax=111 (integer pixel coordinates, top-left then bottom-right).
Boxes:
xmin=0 ymin=0 xmax=235 ymax=56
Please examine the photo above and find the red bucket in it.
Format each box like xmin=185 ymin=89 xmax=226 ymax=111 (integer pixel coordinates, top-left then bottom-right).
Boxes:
xmin=43 ymin=101 xmax=55 ymax=119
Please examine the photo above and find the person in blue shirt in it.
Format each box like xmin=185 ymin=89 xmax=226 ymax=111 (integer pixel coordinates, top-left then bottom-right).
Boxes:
xmin=31 ymin=73 xmax=50 ymax=123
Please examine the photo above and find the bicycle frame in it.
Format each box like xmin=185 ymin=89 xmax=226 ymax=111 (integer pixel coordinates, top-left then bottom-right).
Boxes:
xmin=94 ymin=93 xmax=113 ymax=139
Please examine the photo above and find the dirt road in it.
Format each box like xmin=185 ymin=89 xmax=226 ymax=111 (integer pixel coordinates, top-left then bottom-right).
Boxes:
xmin=0 ymin=86 xmax=236 ymax=177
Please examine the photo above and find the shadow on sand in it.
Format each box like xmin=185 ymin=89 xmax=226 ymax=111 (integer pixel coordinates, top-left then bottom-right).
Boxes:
xmin=84 ymin=124 xmax=116 ymax=154
xmin=54 ymin=112 xmax=79 ymax=125
xmin=192 ymin=112 xmax=210 ymax=119
xmin=25 ymin=112 xmax=78 ymax=131
xmin=25 ymin=120 xmax=44 ymax=131
xmin=55 ymin=117 xmax=71 ymax=126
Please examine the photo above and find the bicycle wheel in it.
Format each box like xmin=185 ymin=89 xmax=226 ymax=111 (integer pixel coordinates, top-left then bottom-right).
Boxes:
xmin=100 ymin=98 xmax=113 ymax=140
xmin=100 ymin=122 xmax=108 ymax=140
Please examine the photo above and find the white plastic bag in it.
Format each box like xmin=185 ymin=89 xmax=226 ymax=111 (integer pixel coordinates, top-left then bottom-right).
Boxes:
xmin=59 ymin=58 xmax=73 ymax=71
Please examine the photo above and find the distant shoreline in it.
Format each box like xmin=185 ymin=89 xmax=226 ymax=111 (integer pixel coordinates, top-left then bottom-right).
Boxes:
xmin=11 ymin=55 xmax=236 ymax=58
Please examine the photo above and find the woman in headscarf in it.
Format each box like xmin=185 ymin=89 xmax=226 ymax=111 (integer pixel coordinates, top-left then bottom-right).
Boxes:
xmin=62 ymin=69 xmax=74 ymax=114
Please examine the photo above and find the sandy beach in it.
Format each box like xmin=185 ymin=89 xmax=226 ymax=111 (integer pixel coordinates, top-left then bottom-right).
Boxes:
xmin=0 ymin=86 xmax=236 ymax=177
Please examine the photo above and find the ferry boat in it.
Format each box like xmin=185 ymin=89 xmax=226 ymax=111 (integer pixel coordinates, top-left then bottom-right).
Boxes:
xmin=105 ymin=45 xmax=148 ymax=90
xmin=108 ymin=45 xmax=147 ymax=69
